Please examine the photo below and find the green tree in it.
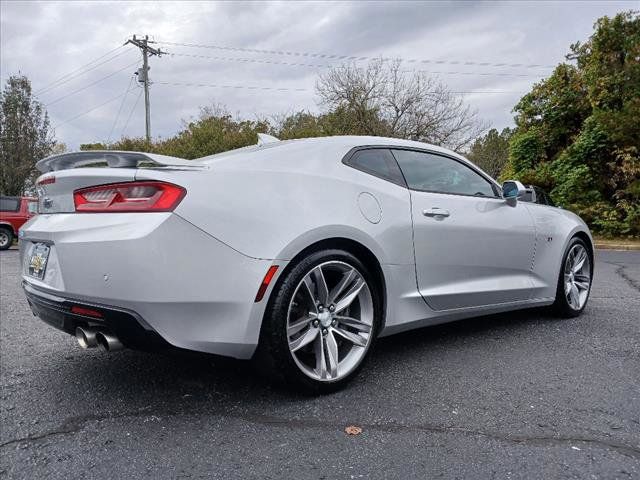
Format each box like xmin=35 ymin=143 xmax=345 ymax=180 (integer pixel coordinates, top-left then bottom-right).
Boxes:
xmin=87 ymin=106 xmax=270 ymax=159
xmin=466 ymin=127 xmax=512 ymax=178
xmin=0 ymin=75 xmax=56 ymax=195
xmin=506 ymin=10 xmax=640 ymax=237
xmin=273 ymin=107 xmax=385 ymax=139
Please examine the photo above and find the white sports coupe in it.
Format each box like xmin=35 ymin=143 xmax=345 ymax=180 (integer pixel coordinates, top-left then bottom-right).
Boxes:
xmin=21 ymin=135 xmax=593 ymax=392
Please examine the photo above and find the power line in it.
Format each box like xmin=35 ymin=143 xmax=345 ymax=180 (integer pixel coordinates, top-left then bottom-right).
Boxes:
xmin=169 ymin=52 xmax=329 ymax=69
xmin=155 ymin=81 xmax=309 ymax=92
xmin=35 ymin=45 xmax=128 ymax=95
xmin=107 ymin=75 xmax=136 ymax=143
xmin=37 ymin=50 xmax=133 ymax=97
xmin=168 ymin=52 xmax=545 ymax=78
xmin=52 ymin=87 xmax=137 ymax=129
xmin=411 ymin=70 xmax=540 ymax=78
xmin=158 ymin=40 xmax=556 ymax=70
xmin=156 ymin=81 xmax=523 ymax=95
xmin=120 ymin=89 xmax=143 ymax=138
xmin=44 ymin=60 xmax=139 ymax=107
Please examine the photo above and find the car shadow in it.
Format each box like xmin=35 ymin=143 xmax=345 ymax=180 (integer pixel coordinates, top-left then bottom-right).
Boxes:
xmin=375 ymin=305 xmax=555 ymax=354
xmin=54 ymin=305 xmax=558 ymax=407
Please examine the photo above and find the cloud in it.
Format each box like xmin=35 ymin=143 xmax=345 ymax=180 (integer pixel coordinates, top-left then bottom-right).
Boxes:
xmin=0 ymin=0 xmax=634 ymax=149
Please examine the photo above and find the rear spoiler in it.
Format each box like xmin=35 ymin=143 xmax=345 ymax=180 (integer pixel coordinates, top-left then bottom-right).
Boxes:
xmin=36 ymin=150 xmax=203 ymax=173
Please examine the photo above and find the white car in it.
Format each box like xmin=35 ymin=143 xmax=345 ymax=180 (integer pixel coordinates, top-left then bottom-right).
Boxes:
xmin=21 ymin=135 xmax=593 ymax=392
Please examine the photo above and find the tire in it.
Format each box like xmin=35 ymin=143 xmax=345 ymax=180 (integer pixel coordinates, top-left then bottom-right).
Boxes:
xmin=0 ymin=228 xmax=14 ymax=251
xmin=552 ymin=237 xmax=593 ymax=318
xmin=257 ymin=249 xmax=382 ymax=394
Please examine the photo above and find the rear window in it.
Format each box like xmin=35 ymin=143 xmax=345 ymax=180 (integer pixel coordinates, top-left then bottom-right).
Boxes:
xmin=0 ymin=197 xmax=20 ymax=212
xmin=344 ymin=148 xmax=406 ymax=186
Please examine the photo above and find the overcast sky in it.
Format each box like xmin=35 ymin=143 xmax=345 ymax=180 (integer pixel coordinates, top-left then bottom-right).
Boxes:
xmin=1 ymin=0 xmax=634 ymax=150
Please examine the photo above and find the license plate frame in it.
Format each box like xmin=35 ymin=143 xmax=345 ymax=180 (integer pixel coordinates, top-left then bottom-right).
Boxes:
xmin=27 ymin=243 xmax=51 ymax=280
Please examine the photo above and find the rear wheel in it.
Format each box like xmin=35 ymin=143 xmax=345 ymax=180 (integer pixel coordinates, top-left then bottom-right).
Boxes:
xmin=0 ymin=228 xmax=13 ymax=250
xmin=258 ymin=249 xmax=382 ymax=393
xmin=553 ymin=237 xmax=592 ymax=318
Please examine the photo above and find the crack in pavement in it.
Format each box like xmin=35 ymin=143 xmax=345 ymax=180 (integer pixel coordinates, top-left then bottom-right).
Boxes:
xmin=616 ymin=265 xmax=640 ymax=293
xmin=2 ymin=408 xmax=639 ymax=460
xmin=601 ymin=261 xmax=640 ymax=293
xmin=0 ymin=407 xmax=154 ymax=449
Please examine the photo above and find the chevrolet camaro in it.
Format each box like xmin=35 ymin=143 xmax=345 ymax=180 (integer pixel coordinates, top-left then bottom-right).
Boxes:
xmin=20 ymin=135 xmax=593 ymax=392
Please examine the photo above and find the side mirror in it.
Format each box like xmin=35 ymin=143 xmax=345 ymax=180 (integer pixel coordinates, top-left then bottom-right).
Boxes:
xmin=502 ymin=180 xmax=526 ymax=206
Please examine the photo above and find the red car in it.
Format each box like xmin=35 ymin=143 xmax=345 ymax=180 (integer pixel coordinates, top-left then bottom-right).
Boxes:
xmin=0 ymin=196 xmax=38 ymax=250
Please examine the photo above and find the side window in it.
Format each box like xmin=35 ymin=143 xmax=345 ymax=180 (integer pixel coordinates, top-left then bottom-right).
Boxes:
xmin=533 ymin=187 xmax=555 ymax=207
xmin=27 ymin=201 xmax=38 ymax=214
xmin=345 ymin=148 xmax=406 ymax=186
xmin=392 ymin=150 xmax=497 ymax=197
xmin=0 ymin=197 xmax=20 ymax=212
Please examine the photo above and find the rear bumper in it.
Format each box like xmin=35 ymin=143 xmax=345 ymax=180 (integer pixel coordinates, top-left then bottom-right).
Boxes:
xmin=20 ymin=212 xmax=283 ymax=359
xmin=23 ymin=282 xmax=169 ymax=350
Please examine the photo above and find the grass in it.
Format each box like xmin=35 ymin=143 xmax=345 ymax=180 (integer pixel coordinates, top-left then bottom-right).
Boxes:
xmin=593 ymin=236 xmax=640 ymax=250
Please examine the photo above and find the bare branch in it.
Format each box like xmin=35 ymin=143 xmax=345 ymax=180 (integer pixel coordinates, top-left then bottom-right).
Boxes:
xmin=316 ymin=60 xmax=488 ymax=152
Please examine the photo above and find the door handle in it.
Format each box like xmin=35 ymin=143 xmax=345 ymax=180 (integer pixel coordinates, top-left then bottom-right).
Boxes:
xmin=422 ymin=207 xmax=450 ymax=218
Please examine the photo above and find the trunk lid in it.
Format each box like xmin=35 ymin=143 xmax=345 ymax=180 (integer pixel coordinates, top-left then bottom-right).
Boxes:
xmin=36 ymin=168 xmax=137 ymax=214
xmin=34 ymin=150 xmax=206 ymax=214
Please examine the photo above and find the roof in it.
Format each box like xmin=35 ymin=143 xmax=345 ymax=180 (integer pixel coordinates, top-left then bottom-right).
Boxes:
xmin=195 ymin=135 xmax=465 ymax=164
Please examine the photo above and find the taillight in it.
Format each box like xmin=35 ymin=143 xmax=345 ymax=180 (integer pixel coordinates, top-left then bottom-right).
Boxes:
xmin=73 ymin=181 xmax=186 ymax=213
xmin=37 ymin=175 xmax=56 ymax=185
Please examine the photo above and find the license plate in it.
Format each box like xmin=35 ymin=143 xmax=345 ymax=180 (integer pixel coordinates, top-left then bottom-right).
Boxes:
xmin=28 ymin=243 xmax=50 ymax=280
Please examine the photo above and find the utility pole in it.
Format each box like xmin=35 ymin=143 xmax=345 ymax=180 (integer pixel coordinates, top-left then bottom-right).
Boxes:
xmin=124 ymin=35 xmax=164 ymax=143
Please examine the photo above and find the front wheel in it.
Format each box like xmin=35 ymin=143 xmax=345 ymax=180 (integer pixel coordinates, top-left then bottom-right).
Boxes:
xmin=258 ymin=249 xmax=382 ymax=393
xmin=0 ymin=228 xmax=14 ymax=251
xmin=553 ymin=237 xmax=593 ymax=318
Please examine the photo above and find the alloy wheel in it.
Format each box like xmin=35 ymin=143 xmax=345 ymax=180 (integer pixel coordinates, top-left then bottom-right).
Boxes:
xmin=563 ymin=244 xmax=591 ymax=310
xmin=0 ymin=231 xmax=9 ymax=248
xmin=287 ymin=260 xmax=374 ymax=382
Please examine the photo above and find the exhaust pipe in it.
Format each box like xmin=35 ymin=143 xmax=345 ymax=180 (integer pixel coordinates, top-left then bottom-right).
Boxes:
xmin=95 ymin=331 xmax=124 ymax=352
xmin=75 ymin=326 xmax=100 ymax=349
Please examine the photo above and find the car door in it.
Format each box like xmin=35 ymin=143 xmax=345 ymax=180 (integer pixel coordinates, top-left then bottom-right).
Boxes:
xmin=391 ymin=149 xmax=536 ymax=311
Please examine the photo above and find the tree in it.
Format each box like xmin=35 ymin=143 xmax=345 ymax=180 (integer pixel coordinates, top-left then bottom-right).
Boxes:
xmin=0 ymin=75 xmax=56 ymax=195
xmin=466 ymin=127 xmax=512 ymax=178
xmin=316 ymin=59 xmax=487 ymax=152
xmin=506 ymin=10 xmax=639 ymax=237
xmin=85 ymin=105 xmax=269 ymax=159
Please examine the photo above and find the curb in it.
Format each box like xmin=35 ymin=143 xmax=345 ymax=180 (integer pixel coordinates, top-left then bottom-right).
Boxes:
xmin=595 ymin=243 xmax=640 ymax=251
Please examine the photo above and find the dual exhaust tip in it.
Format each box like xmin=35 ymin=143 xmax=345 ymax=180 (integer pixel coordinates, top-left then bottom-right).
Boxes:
xmin=75 ymin=326 xmax=123 ymax=352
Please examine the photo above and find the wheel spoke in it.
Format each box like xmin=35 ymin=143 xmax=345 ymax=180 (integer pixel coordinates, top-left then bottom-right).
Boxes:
xmin=575 ymin=280 xmax=590 ymax=291
xmin=334 ymin=278 xmax=365 ymax=313
xmin=289 ymin=327 xmax=319 ymax=352
xmin=302 ymin=276 xmax=318 ymax=311
xmin=569 ymin=284 xmax=580 ymax=308
xmin=572 ymin=248 xmax=587 ymax=273
xmin=332 ymin=326 xmax=367 ymax=347
xmin=334 ymin=315 xmax=371 ymax=334
xmin=288 ymin=314 xmax=315 ymax=336
xmin=325 ymin=332 xmax=339 ymax=378
xmin=575 ymin=273 xmax=590 ymax=283
xmin=309 ymin=267 xmax=329 ymax=306
xmin=328 ymin=269 xmax=356 ymax=306
xmin=565 ymin=250 xmax=575 ymax=273
xmin=314 ymin=333 xmax=327 ymax=379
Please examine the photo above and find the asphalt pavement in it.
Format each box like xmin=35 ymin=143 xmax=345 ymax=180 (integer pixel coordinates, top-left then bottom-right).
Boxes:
xmin=1 ymin=249 xmax=638 ymax=479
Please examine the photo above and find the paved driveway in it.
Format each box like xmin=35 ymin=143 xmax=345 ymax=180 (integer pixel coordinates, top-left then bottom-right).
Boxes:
xmin=1 ymin=249 xmax=638 ymax=479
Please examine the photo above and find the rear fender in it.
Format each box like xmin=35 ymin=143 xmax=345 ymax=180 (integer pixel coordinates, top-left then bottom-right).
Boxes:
xmin=273 ymin=225 xmax=387 ymax=264
xmin=0 ymin=221 xmax=15 ymax=234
